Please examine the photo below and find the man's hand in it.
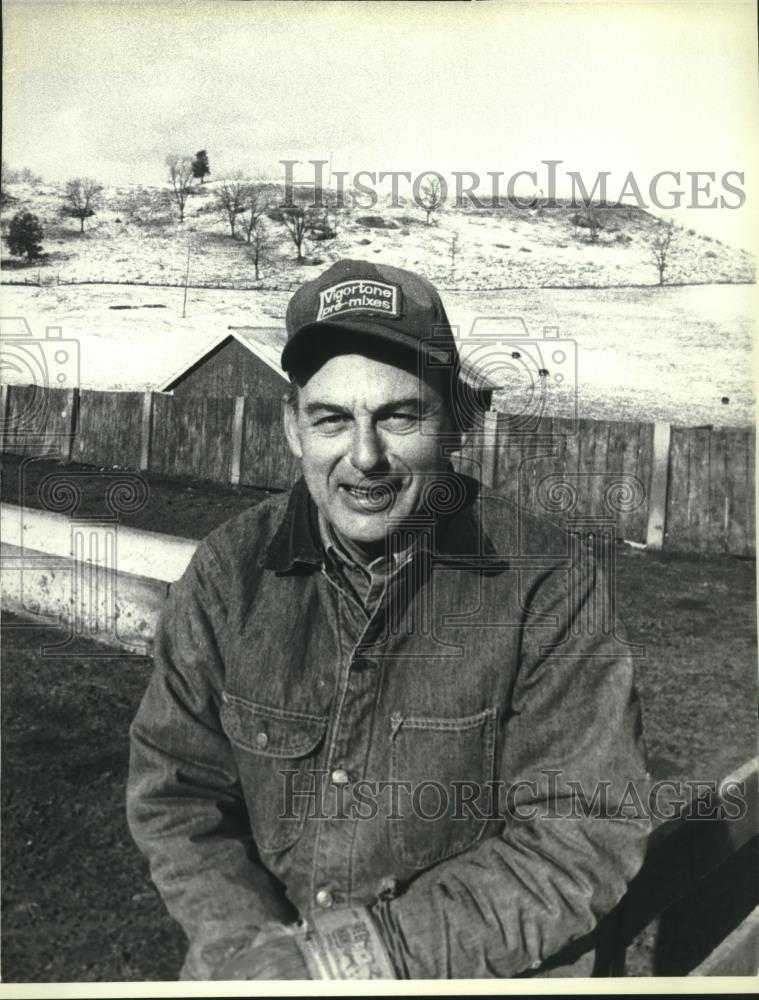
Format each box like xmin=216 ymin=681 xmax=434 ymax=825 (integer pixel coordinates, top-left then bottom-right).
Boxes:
xmin=205 ymin=907 xmax=398 ymax=980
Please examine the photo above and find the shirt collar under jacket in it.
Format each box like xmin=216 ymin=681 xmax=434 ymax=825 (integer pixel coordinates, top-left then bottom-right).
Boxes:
xmin=259 ymin=469 xmax=499 ymax=575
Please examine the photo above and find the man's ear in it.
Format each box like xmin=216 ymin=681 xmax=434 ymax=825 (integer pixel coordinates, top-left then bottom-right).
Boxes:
xmin=282 ymin=395 xmax=303 ymax=459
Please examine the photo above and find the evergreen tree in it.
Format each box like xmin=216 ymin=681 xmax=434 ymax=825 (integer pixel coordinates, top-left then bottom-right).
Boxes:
xmin=192 ymin=150 xmax=210 ymax=183
xmin=6 ymin=211 xmax=44 ymax=262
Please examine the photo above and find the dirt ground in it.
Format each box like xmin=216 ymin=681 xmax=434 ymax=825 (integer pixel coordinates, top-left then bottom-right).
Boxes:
xmin=1 ymin=452 xmax=275 ymax=540
xmin=1 ymin=454 xmax=756 ymax=981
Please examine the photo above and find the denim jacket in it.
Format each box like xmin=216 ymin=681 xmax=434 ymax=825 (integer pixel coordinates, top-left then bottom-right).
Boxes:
xmin=126 ymin=472 xmax=651 ymax=979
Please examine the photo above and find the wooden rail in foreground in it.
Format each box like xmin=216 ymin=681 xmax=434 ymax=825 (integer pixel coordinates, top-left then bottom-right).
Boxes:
xmin=604 ymin=757 xmax=758 ymax=976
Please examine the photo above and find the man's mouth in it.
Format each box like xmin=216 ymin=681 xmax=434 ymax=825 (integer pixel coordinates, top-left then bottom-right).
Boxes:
xmin=339 ymin=481 xmax=398 ymax=511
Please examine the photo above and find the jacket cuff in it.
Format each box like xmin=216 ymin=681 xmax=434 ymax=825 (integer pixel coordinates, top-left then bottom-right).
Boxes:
xmin=298 ymin=906 xmax=398 ymax=979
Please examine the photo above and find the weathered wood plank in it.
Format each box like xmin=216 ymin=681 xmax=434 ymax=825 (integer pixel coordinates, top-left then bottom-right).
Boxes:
xmin=230 ymin=396 xmax=246 ymax=485
xmin=707 ymin=428 xmax=730 ymax=554
xmin=665 ymin=428 xmax=691 ymax=551
xmin=77 ymin=390 xmax=144 ymax=470
xmin=689 ymin=905 xmax=759 ymax=976
xmin=240 ymin=395 xmax=299 ymax=489
xmin=690 ymin=427 xmax=712 ymax=553
xmin=614 ymin=759 xmax=758 ymax=967
xmin=725 ymin=428 xmax=753 ymax=557
xmin=139 ymin=391 xmax=153 ymax=471
xmin=646 ymin=422 xmax=671 ymax=551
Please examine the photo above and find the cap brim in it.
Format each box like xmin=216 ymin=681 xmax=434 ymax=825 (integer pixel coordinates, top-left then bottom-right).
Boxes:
xmin=281 ymin=318 xmax=456 ymax=375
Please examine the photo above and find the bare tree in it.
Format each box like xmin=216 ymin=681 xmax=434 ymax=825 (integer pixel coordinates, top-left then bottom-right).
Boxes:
xmin=165 ymin=154 xmax=194 ymax=222
xmin=273 ymin=189 xmax=315 ymax=262
xmin=650 ymin=220 xmax=675 ymax=285
xmin=584 ymin=203 xmax=600 ymax=243
xmin=418 ymin=176 xmax=443 ymax=225
xmin=61 ymin=177 xmax=103 ymax=234
xmin=249 ymin=217 xmax=271 ymax=280
xmin=240 ymin=183 xmax=269 ymax=244
xmin=216 ymin=175 xmax=248 ymax=238
xmin=323 ymin=189 xmax=344 ymax=237
xmin=449 ymin=232 xmax=459 ymax=281
xmin=571 ymin=202 xmax=601 ymax=243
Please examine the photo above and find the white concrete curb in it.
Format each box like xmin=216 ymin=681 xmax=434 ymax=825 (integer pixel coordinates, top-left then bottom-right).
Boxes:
xmin=1 ymin=503 xmax=198 ymax=653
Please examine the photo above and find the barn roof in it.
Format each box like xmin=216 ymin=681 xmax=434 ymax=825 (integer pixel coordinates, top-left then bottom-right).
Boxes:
xmin=158 ymin=327 xmax=287 ymax=392
xmin=158 ymin=323 xmax=501 ymax=397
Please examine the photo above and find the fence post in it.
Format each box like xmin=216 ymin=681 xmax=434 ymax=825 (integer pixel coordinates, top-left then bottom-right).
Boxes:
xmin=0 ymin=383 xmax=8 ymax=452
xmin=646 ymin=421 xmax=671 ymax=550
xmin=230 ymin=396 xmax=246 ymax=485
xmin=139 ymin=390 xmax=153 ymax=472
xmin=63 ymin=387 xmax=79 ymax=463
xmin=480 ymin=410 xmax=499 ymax=488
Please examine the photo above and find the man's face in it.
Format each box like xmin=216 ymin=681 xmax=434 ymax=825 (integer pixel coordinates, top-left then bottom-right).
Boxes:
xmin=284 ymin=352 xmax=455 ymax=553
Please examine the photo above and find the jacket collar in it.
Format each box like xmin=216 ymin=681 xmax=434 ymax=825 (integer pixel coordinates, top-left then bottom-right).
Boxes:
xmin=261 ymin=470 xmax=498 ymax=573
xmin=261 ymin=477 xmax=324 ymax=572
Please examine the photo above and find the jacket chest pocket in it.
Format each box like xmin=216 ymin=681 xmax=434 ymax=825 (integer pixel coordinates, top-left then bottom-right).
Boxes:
xmin=388 ymin=707 xmax=496 ymax=870
xmin=220 ymin=693 xmax=328 ymax=853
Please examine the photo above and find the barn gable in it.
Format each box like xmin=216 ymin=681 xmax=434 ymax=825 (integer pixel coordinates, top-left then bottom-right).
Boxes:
xmin=159 ymin=328 xmax=288 ymax=400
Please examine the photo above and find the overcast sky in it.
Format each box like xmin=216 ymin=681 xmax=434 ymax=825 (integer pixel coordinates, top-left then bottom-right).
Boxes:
xmin=3 ymin=0 xmax=758 ymax=248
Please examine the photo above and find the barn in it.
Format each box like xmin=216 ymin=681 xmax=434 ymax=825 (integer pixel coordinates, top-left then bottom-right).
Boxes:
xmin=158 ymin=324 xmax=496 ymax=414
xmin=158 ymin=327 xmax=288 ymax=399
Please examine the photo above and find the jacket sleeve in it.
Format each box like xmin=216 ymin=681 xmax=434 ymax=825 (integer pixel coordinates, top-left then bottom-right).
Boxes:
xmin=126 ymin=539 xmax=295 ymax=980
xmin=373 ymin=546 xmax=651 ymax=979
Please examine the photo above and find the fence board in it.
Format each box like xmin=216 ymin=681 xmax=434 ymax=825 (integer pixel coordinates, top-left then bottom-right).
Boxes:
xmin=4 ymin=385 xmax=75 ymax=458
xmin=240 ymin=396 xmax=300 ymax=489
xmin=150 ymin=394 xmax=235 ymax=482
xmin=76 ymin=390 xmax=144 ymax=470
xmin=726 ymin=429 xmax=754 ymax=558
xmin=626 ymin=421 xmax=653 ymax=545
xmin=666 ymin=427 xmax=755 ymax=556
xmin=690 ymin=428 xmax=712 ymax=553
xmin=708 ymin=429 xmax=731 ymax=554
xmin=666 ymin=428 xmax=690 ymax=548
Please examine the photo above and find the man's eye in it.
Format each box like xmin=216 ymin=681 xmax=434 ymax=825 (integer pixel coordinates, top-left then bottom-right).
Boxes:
xmin=314 ymin=414 xmax=348 ymax=427
xmin=383 ymin=413 xmax=418 ymax=429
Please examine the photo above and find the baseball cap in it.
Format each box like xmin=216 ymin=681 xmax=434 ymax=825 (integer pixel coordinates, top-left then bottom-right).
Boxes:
xmin=281 ymin=259 xmax=460 ymax=376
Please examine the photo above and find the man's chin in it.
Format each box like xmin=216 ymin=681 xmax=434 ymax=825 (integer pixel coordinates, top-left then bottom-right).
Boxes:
xmin=329 ymin=511 xmax=392 ymax=547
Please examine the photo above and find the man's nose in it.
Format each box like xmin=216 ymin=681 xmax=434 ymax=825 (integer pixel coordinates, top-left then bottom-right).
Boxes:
xmin=349 ymin=422 xmax=386 ymax=473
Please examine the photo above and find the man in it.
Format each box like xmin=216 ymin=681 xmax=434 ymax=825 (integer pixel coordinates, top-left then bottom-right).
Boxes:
xmin=126 ymin=258 xmax=650 ymax=981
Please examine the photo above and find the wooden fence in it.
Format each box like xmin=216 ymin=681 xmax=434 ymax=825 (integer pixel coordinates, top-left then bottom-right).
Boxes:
xmin=0 ymin=384 xmax=754 ymax=555
xmin=607 ymin=757 xmax=758 ymax=976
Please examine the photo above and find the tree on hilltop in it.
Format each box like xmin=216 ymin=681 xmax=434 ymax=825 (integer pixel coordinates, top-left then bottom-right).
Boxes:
xmin=240 ymin=183 xmax=269 ymax=244
xmin=216 ymin=175 xmax=248 ymax=238
xmin=61 ymin=177 xmax=103 ymax=234
xmin=418 ymin=176 xmax=443 ymax=225
xmin=249 ymin=217 xmax=271 ymax=280
xmin=166 ymin=154 xmax=194 ymax=222
xmin=649 ymin=219 xmax=675 ymax=285
xmin=192 ymin=150 xmax=210 ymax=184
xmin=271 ymin=189 xmax=318 ymax=262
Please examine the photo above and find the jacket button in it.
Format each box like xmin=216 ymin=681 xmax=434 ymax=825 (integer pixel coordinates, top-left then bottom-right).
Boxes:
xmin=254 ymin=731 xmax=269 ymax=749
xmin=331 ymin=768 xmax=349 ymax=785
xmin=315 ymin=889 xmax=333 ymax=908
